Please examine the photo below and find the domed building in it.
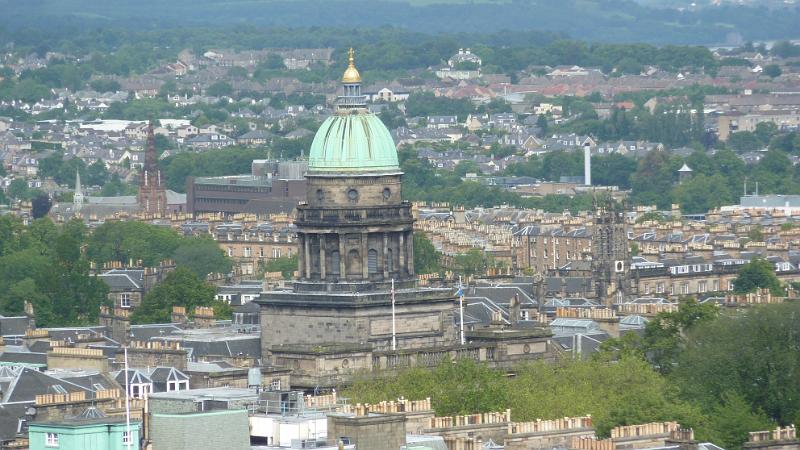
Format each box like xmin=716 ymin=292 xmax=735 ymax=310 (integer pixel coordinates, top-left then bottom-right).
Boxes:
xmin=256 ymin=51 xmax=557 ymax=389
xmin=256 ymin=51 xmax=458 ymax=387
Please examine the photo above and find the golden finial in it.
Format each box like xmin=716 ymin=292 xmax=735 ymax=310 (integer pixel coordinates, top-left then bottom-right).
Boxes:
xmin=342 ymin=47 xmax=361 ymax=83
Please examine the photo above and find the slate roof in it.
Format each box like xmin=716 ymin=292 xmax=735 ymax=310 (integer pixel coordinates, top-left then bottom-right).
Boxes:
xmin=0 ymin=403 xmax=28 ymax=443
xmin=0 ymin=352 xmax=47 ymax=367
xmin=0 ymin=318 xmax=29 ymax=337
xmin=47 ymin=370 xmax=120 ymax=393
xmin=3 ymin=367 xmax=91 ymax=403
xmin=553 ymin=332 xmax=609 ymax=359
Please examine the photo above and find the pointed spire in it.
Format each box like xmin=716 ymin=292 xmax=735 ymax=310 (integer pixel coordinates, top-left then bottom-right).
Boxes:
xmin=145 ymin=120 xmax=157 ymax=170
xmin=74 ymin=169 xmax=84 ymax=211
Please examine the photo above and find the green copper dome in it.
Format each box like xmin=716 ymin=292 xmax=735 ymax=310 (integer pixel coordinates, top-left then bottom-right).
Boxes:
xmin=308 ymin=112 xmax=400 ymax=174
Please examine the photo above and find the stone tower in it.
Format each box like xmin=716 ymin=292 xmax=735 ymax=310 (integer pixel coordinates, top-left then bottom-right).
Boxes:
xmin=137 ymin=122 xmax=167 ymax=216
xmin=591 ymin=194 xmax=629 ymax=306
xmin=257 ymin=50 xmax=456 ymax=359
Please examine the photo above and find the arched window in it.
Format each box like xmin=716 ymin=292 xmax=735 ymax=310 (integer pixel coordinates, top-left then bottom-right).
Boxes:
xmin=368 ymin=249 xmax=378 ymax=274
xmin=348 ymin=249 xmax=361 ymax=276
xmin=330 ymin=251 xmax=340 ymax=275
xmin=387 ymin=249 xmax=394 ymax=272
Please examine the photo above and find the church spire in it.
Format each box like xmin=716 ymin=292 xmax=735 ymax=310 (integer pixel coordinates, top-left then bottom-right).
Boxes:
xmin=74 ymin=169 xmax=84 ymax=212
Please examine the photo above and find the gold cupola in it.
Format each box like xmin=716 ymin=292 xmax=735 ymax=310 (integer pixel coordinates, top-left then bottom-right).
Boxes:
xmin=341 ymin=48 xmax=362 ymax=83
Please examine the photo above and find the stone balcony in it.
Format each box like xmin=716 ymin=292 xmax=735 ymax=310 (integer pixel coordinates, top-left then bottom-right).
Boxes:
xmin=295 ymin=204 xmax=413 ymax=227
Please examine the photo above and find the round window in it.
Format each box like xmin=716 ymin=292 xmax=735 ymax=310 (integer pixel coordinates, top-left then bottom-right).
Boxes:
xmin=382 ymin=187 xmax=391 ymax=199
xmin=347 ymin=189 xmax=358 ymax=201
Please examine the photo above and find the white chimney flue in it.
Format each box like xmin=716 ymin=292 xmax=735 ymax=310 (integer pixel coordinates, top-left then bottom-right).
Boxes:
xmin=584 ymin=144 xmax=592 ymax=186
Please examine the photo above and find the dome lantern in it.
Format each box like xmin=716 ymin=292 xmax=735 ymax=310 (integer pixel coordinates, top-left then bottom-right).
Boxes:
xmin=307 ymin=48 xmax=399 ymax=175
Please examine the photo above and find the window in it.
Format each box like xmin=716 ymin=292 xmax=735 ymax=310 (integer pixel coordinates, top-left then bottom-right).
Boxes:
xmin=123 ymin=431 xmax=132 ymax=445
xmin=271 ymin=379 xmax=281 ymax=390
xmin=656 ymin=283 xmax=664 ymax=293
xmin=120 ymin=293 xmax=131 ymax=308
xmin=699 ymin=281 xmax=707 ymax=293
xmin=387 ymin=249 xmax=393 ymax=272
xmin=167 ymin=380 xmax=188 ymax=392
xmin=227 ymin=247 xmax=233 ymax=257
xmin=368 ymin=249 xmax=378 ymax=274
xmin=259 ymin=247 xmax=264 ymax=258
xmin=46 ymin=432 xmax=59 ymax=447
xmin=244 ymin=247 xmax=251 ymax=258
xmin=330 ymin=251 xmax=341 ymax=275
xmin=682 ymin=283 xmax=689 ymax=295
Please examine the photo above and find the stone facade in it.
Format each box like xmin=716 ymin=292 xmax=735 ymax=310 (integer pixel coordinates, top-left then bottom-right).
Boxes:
xmin=327 ymin=413 xmax=407 ymax=450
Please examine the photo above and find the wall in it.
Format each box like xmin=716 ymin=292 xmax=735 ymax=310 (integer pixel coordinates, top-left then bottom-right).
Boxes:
xmin=150 ymin=410 xmax=251 ymax=450
xmin=327 ymin=414 xmax=406 ymax=450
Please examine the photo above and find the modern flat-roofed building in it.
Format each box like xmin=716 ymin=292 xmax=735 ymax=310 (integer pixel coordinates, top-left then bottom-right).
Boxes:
xmin=186 ymin=174 xmax=305 ymax=217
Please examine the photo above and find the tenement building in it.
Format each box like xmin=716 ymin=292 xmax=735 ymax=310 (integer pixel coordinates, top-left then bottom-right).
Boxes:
xmin=256 ymin=51 xmax=558 ymax=388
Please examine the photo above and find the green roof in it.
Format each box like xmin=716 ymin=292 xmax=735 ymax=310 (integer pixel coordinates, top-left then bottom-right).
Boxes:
xmin=308 ymin=111 xmax=399 ymax=174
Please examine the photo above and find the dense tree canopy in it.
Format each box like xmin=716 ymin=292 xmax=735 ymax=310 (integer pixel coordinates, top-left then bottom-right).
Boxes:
xmin=0 ymin=217 xmax=108 ymax=326
xmin=131 ymin=267 xmax=230 ymax=324
xmin=86 ymin=221 xmax=232 ymax=277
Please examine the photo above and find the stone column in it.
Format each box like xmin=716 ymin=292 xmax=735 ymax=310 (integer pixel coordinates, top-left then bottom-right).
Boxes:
xmin=383 ymin=233 xmax=389 ymax=279
xmin=319 ymin=234 xmax=327 ymax=280
xmin=298 ymin=234 xmax=305 ymax=280
xmin=407 ymin=230 xmax=415 ymax=275
xmin=399 ymin=232 xmax=406 ymax=276
xmin=338 ymin=234 xmax=346 ymax=277
xmin=361 ymin=232 xmax=369 ymax=280
xmin=304 ymin=234 xmax=312 ymax=279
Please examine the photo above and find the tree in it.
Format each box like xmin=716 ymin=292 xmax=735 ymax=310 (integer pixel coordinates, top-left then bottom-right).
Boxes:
xmin=536 ymin=114 xmax=549 ymax=137
xmin=413 ymin=233 xmax=441 ymax=274
xmin=454 ymin=248 xmax=490 ymax=276
xmin=7 ymin=179 xmax=30 ymax=201
xmin=672 ymin=173 xmax=733 ymax=214
xmin=206 ymin=81 xmax=233 ymax=97
xmin=454 ymin=160 xmax=481 ymax=177
xmin=762 ymin=64 xmax=782 ymax=79
xmin=86 ymin=161 xmax=109 ymax=187
xmin=728 ymin=131 xmax=761 ymax=153
xmin=598 ymin=298 xmax=717 ymax=374
xmin=0 ymin=217 xmax=107 ymax=326
xmin=173 ymin=237 xmax=232 ymax=279
xmin=675 ymin=302 xmax=800 ymax=426
xmin=705 ymin=393 xmax=773 ymax=450
xmin=30 ymin=193 xmax=52 ymax=219
xmin=631 ymin=150 xmax=676 ymax=209
xmin=131 ymin=267 xmax=220 ymax=324
xmin=87 ymin=221 xmax=182 ymax=266
xmin=89 ymin=79 xmax=121 ymax=92
xmin=261 ymin=255 xmax=298 ymax=280
xmin=732 ymin=257 xmax=782 ymax=295
xmin=262 ymin=53 xmax=285 ymax=70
